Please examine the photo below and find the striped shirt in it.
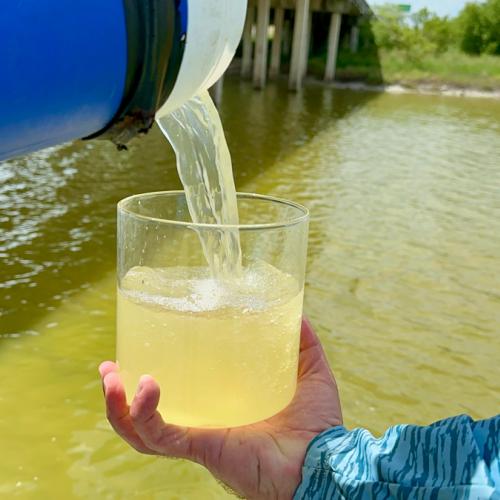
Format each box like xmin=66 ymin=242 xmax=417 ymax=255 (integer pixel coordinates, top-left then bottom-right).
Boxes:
xmin=295 ymin=414 xmax=500 ymax=499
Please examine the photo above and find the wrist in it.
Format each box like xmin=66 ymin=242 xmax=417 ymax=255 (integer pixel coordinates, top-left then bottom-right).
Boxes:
xmin=280 ymin=429 xmax=330 ymax=499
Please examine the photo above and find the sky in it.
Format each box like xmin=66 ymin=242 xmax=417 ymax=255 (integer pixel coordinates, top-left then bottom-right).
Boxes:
xmin=367 ymin=0 xmax=474 ymax=18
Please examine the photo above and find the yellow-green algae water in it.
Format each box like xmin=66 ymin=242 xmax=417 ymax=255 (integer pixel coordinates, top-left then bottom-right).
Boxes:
xmin=1 ymin=80 xmax=499 ymax=498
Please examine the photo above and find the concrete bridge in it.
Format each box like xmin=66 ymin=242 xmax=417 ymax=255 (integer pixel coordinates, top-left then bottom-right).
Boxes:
xmin=237 ymin=0 xmax=372 ymax=91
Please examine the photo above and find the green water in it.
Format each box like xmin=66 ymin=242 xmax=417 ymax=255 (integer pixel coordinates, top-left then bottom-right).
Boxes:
xmin=1 ymin=80 xmax=499 ymax=498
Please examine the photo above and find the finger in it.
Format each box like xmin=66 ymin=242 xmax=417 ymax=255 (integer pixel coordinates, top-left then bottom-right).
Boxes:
xmin=99 ymin=361 xmax=118 ymax=395
xmin=298 ymin=317 xmax=334 ymax=381
xmin=102 ymin=371 xmax=157 ymax=455
xmin=99 ymin=361 xmax=118 ymax=379
xmin=300 ymin=317 xmax=322 ymax=352
xmin=130 ymin=376 xmax=192 ymax=459
xmin=103 ymin=371 xmax=129 ymax=422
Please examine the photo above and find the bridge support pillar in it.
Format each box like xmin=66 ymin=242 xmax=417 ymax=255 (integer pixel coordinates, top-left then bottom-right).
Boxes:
xmin=303 ymin=12 xmax=313 ymax=78
xmin=270 ymin=7 xmax=285 ymax=79
xmin=325 ymin=11 xmax=342 ymax=82
xmin=289 ymin=0 xmax=310 ymax=91
xmin=350 ymin=23 xmax=359 ymax=53
xmin=241 ymin=6 xmax=255 ymax=79
xmin=253 ymin=0 xmax=271 ymax=89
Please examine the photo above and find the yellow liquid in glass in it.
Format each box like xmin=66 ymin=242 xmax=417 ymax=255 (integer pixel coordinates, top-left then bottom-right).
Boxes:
xmin=117 ymin=263 xmax=303 ymax=428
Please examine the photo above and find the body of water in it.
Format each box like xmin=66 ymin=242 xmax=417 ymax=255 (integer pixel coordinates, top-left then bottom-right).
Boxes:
xmin=1 ymin=80 xmax=499 ymax=498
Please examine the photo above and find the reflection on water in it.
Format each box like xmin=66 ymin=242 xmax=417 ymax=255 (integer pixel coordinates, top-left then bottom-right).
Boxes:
xmin=1 ymin=80 xmax=499 ymax=497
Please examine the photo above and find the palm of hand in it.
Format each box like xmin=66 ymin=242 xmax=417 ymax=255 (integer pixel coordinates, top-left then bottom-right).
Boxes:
xmin=100 ymin=320 xmax=342 ymax=500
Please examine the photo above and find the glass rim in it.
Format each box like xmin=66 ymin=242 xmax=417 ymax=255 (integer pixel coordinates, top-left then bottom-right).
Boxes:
xmin=118 ymin=191 xmax=309 ymax=231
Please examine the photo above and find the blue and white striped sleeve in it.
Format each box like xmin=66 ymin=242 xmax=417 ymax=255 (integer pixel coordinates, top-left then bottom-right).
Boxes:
xmin=294 ymin=414 xmax=500 ymax=499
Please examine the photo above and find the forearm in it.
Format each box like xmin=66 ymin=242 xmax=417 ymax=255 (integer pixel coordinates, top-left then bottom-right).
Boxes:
xmin=294 ymin=414 xmax=500 ymax=499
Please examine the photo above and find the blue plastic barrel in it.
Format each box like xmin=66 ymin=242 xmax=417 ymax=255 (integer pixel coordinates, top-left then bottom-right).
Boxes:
xmin=0 ymin=1 xmax=128 ymax=161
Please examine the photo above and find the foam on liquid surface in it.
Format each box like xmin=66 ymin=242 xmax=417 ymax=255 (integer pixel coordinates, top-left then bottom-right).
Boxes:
xmin=120 ymin=261 xmax=300 ymax=315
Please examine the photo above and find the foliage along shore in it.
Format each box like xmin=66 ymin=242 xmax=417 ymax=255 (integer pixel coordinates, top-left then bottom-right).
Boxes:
xmin=310 ymin=1 xmax=500 ymax=96
xmin=308 ymin=49 xmax=500 ymax=96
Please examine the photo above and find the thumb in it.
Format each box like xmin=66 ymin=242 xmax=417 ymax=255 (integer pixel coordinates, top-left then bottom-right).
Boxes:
xmin=129 ymin=375 xmax=195 ymax=460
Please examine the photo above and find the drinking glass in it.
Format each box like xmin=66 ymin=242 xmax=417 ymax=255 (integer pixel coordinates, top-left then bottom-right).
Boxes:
xmin=117 ymin=191 xmax=309 ymax=428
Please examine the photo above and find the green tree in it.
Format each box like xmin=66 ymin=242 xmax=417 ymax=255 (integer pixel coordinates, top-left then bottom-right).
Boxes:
xmin=459 ymin=3 xmax=488 ymax=54
xmin=421 ymin=14 xmax=455 ymax=53
xmin=372 ymin=5 xmax=411 ymax=50
xmin=367 ymin=1 xmax=499 ymax=58
xmin=372 ymin=5 xmax=438 ymax=61
xmin=411 ymin=8 xmax=432 ymax=30
xmin=457 ymin=0 xmax=500 ymax=55
xmin=482 ymin=0 xmax=500 ymax=54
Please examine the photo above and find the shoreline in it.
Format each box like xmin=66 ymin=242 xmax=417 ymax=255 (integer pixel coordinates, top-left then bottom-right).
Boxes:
xmin=325 ymin=80 xmax=500 ymax=99
xmin=226 ymin=63 xmax=500 ymax=99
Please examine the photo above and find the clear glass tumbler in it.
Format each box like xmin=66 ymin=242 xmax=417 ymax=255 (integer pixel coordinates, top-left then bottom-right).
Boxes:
xmin=117 ymin=191 xmax=309 ymax=428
